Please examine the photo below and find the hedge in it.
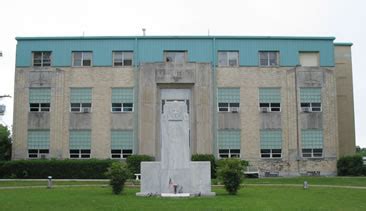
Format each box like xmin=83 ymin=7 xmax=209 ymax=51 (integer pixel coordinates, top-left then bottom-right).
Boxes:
xmin=0 ymin=159 xmax=118 ymax=179
xmin=126 ymin=155 xmax=154 ymax=177
xmin=191 ymin=154 xmax=217 ymax=178
xmin=337 ymin=155 xmax=365 ymax=176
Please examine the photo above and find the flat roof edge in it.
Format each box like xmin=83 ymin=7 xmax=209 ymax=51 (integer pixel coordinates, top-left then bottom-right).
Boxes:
xmin=334 ymin=42 xmax=353 ymax=46
xmin=15 ymin=35 xmax=336 ymax=41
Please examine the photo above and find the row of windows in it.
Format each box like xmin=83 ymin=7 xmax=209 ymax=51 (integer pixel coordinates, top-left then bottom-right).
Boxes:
xmin=27 ymin=130 xmax=133 ymax=159
xmin=28 ymin=87 xmax=321 ymax=113
xmin=31 ymin=51 xmax=320 ymax=67
xmin=217 ymin=87 xmax=322 ymax=113
xmin=27 ymin=128 xmax=323 ymax=159
xmin=29 ymin=88 xmax=134 ymax=113
xmin=218 ymin=129 xmax=323 ymax=159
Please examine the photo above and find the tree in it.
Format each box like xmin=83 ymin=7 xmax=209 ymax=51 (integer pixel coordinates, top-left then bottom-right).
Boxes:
xmin=0 ymin=124 xmax=11 ymax=160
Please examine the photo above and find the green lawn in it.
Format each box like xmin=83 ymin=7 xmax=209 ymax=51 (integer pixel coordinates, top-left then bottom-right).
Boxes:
xmin=0 ymin=186 xmax=365 ymax=210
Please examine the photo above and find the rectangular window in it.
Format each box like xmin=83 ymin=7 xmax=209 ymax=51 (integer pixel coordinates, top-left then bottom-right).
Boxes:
xmin=217 ymin=88 xmax=240 ymax=112
xmin=28 ymin=130 xmax=50 ymax=159
xmin=259 ymin=51 xmax=279 ymax=66
xmin=300 ymin=87 xmax=322 ymax=112
xmin=299 ymin=52 xmax=319 ymax=67
xmin=72 ymin=52 xmax=92 ymax=67
xmin=164 ymin=51 xmax=187 ymax=64
xmin=113 ymin=51 xmax=133 ymax=66
xmin=218 ymin=130 xmax=241 ymax=158
xmin=29 ymin=88 xmax=51 ymax=112
xmin=260 ymin=129 xmax=282 ymax=158
xmin=33 ymin=52 xmax=51 ymax=67
xmin=70 ymin=88 xmax=92 ymax=112
xmin=302 ymin=129 xmax=323 ymax=158
xmin=259 ymin=88 xmax=281 ymax=112
xmin=69 ymin=130 xmax=91 ymax=159
xmin=111 ymin=88 xmax=134 ymax=112
xmin=111 ymin=130 xmax=133 ymax=159
xmin=218 ymin=51 xmax=239 ymax=67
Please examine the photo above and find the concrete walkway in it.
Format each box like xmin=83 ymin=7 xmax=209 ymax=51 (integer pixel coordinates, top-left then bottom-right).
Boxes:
xmin=1 ymin=181 xmax=366 ymax=190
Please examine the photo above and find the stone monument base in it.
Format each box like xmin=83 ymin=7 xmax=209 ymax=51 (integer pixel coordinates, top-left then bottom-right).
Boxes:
xmin=136 ymin=161 xmax=215 ymax=197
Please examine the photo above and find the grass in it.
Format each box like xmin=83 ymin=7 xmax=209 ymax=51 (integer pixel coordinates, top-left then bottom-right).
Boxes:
xmin=0 ymin=186 xmax=365 ymax=210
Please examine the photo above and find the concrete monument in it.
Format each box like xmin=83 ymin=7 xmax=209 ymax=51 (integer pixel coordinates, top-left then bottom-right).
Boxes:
xmin=136 ymin=100 xmax=215 ymax=197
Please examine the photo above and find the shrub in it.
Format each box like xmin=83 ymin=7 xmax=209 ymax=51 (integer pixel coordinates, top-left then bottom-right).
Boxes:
xmin=105 ymin=162 xmax=130 ymax=194
xmin=0 ymin=159 xmax=116 ymax=179
xmin=337 ymin=155 xmax=365 ymax=176
xmin=217 ymin=158 xmax=247 ymax=195
xmin=191 ymin=154 xmax=216 ymax=178
xmin=126 ymin=155 xmax=154 ymax=177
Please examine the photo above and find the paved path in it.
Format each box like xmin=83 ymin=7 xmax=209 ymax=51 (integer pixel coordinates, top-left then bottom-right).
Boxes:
xmin=1 ymin=183 xmax=366 ymax=190
xmin=242 ymin=184 xmax=366 ymax=189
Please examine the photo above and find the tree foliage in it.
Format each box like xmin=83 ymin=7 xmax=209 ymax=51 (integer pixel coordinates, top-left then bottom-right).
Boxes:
xmin=0 ymin=124 xmax=11 ymax=160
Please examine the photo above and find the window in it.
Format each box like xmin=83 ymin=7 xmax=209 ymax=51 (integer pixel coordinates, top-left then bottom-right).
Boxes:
xmin=28 ymin=130 xmax=50 ymax=159
xmin=69 ymin=130 xmax=91 ymax=159
xmin=259 ymin=88 xmax=281 ymax=112
xmin=29 ymin=88 xmax=51 ymax=112
xmin=111 ymin=130 xmax=133 ymax=159
xmin=301 ymin=129 xmax=323 ymax=158
xmin=111 ymin=88 xmax=134 ymax=112
xmin=300 ymin=87 xmax=322 ymax=112
xmin=260 ymin=130 xmax=282 ymax=158
xmin=218 ymin=130 xmax=241 ymax=158
xmin=164 ymin=51 xmax=187 ymax=64
xmin=299 ymin=52 xmax=319 ymax=67
xmin=218 ymin=51 xmax=239 ymax=67
xmin=259 ymin=51 xmax=279 ymax=66
xmin=113 ymin=51 xmax=133 ymax=66
xmin=217 ymin=88 xmax=240 ymax=112
xmin=70 ymin=88 xmax=92 ymax=112
xmin=33 ymin=52 xmax=51 ymax=67
xmin=72 ymin=52 xmax=92 ymax=67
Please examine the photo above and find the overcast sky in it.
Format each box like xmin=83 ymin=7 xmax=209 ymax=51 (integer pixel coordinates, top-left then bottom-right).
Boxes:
xmin=0 ymin=0 xmax=365 ymax=146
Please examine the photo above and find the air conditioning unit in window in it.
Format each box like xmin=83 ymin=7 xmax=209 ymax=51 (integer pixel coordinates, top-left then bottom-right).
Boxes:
xmin=40 ymin=154 xmax=49 ymax=159
xmin=231 ymin=107 xmax=239 ymax=113
xmin=260 ymin=107 xmax=270 ymax=113
xmin=302 ymin=107 xmax=311 ymax=113
xmin=82 ymin=107 xmax=91 ymax=113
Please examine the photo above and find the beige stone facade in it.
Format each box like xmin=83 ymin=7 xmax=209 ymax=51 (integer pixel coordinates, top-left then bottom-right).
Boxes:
xmin=12 ymin=38 xmax=355 ymax=177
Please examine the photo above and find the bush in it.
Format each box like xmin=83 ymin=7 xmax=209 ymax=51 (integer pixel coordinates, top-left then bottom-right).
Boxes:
xmin=217 ymin=158 xmax=247 ymax=195
xmin=126 ymin=155 xmax=154 ymax=177
xmin=106 ymin=162 xmax=130 ymax=194
xmin=337 ymin=155 xmax=365 ymax=176
xmin=0 ymin=159 xmax=116 ymax=179
xmin=191 ymin=154 xmax=216 ymax=178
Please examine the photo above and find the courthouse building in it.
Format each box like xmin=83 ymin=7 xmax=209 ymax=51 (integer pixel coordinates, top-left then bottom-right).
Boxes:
xmin=12 ymin=36 xmax=355 ymax=176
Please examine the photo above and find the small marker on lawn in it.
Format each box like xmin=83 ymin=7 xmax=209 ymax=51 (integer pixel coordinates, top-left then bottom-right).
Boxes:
xmin=48 ymin=176 xmax=52 ymax=189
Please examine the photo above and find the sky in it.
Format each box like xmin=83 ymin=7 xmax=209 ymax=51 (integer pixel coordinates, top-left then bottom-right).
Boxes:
xmin=0 ymin=0 xmax=365 ymax=146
